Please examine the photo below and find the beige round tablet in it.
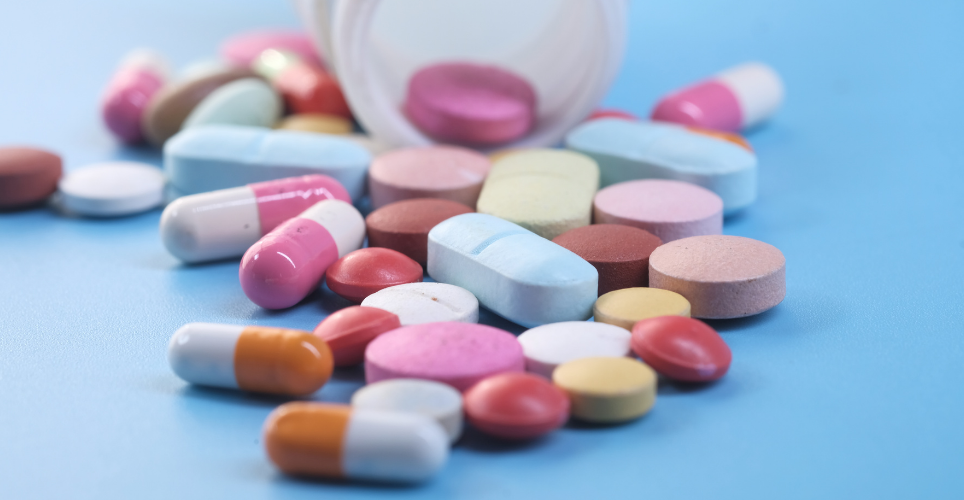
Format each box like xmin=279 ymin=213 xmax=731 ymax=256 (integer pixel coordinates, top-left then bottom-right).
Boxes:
xmin=649 ymin=235 xmax=786 ymax=319
xmin=276 ymin=113 xmax=352 ymax=135
xmin=552 ymin=357 xmax=656 ymax=423
xmin=593 ymin=287 xmax=691 ymax=330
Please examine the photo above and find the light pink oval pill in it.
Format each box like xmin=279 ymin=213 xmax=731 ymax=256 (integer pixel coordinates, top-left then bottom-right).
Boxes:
xmin=404 ymin=62 xmax=536 ymax=146
xmin=364 ymin=322 xmax=524 ymax=392
xmin=594 ymin=179 xmax=723 ymax=242
xmin=368 ymin=146 xmax=491 ymax=209
xmin=649 ymin=235 xmax=786 ymax=319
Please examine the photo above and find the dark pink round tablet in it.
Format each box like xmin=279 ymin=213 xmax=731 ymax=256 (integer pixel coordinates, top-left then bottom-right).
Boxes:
xmin=325 ymin=248 xmax=423 ymax=303
xmin=0 ymin=147 xmax=62 ymax=209
xmin=365 ymin=322 xmax=524 ymax=392
xmin=404 ymin=62 xmax=536 ymax=146
xmin=630 ymin=315 xmax=731 ymax=382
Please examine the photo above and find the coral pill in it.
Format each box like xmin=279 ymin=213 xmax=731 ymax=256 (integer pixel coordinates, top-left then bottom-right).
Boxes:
xmin=631 ymin=316 xmax=731 ymax=382
xmin=0 ymin=147 xmax=62 ymax=209
xmin=463 ymin=372 xmax=570 ymax=440
xmin=312 ymin=306 xmax=401 ymax=366
xmin=325 ymin=248 xmax=424 ymax=303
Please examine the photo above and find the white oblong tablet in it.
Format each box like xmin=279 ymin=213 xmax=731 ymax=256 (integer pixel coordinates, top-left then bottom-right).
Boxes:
xmin=351 ymin=378 xmax=463 ymax=444
xmin=58 ymin=162 xmax=165 ymax=216
xmin=360 ymin=282 xmax=479 ymax=326
xmin=517 ymin=321 xmax=632 ymax=378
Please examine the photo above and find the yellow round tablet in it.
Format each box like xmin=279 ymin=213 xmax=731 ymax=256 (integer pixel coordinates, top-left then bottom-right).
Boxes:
xmin=276 ymin=113 xmax=352 ymax=135
xmin=552 ymin=357 xmax=656 ymax=423
xmin=593 ymin=287 xmax=691 ymax=330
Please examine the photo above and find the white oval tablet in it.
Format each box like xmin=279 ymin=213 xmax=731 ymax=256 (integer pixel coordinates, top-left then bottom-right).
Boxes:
xmin=59 ymin=162 xmax=165 ymax=216
xmin=360 ymin=282 xmax=479 ymax=325
xmin=351 ymin=378 xmax=464 ymax=444
xmin=517 ymin=321 xmax=632 ymax=378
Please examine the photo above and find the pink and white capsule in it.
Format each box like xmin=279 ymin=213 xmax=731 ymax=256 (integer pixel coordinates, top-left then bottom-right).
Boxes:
xmin=101 ymin=49 xmax=170 ymax=143
xmin=651 ymin=62 xmax=784 ymax=132
xmin=240 ymin=199 xmax=365 ymax=309
xmin=161 ymin=175 xmax=351 ymax=263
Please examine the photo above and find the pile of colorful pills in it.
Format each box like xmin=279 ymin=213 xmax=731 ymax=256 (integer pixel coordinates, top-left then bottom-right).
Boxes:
xmin=0 ymin=26 xmax=789 ymax=485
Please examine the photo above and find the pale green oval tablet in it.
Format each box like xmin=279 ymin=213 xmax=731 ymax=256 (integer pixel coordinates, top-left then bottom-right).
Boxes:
xmin=182 ymin=78 xmax=281 ymax=130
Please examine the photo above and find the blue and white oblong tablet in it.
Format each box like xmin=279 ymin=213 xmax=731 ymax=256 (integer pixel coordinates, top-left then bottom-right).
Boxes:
xmin=427 ymin=213 xmax=598 ymax=328
xmin=163 ymin=125 xmax=370 ymax=200
xmin=565 ymin=118 xmax=758 ymax=213
xmin=58 ymin=161 xmax=165 ymax=217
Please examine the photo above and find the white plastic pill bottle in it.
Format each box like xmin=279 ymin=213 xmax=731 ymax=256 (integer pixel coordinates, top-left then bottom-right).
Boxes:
xmin=294 ymin=0 xmax=627 ymax=150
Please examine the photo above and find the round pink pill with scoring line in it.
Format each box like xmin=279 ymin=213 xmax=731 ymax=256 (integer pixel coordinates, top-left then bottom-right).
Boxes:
xmin=403 ymin=62 xmax=537 ymax=146
xmin=593 ymin=179 xmax=724 ymax=243
xmin=364 ymin=322 xmax=524 ymax=392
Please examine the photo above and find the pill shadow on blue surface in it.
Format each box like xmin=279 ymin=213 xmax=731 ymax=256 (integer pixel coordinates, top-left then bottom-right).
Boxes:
xmin=657 ymin=377 xmax=717 ymax=395
xmin=269 ymin=469 xmax=424 ymax=491
xmin=178 ymin=384 xmax=299 ymax=408
xmin=330 ymin=365 xmax=366 ymax=384
xmin=702 ymin=307 xmax=781 ymax=333
xmin=456 ymin=425 xmax=547 ymax=453
xmin=477 ymin=306 xmax=526 ymax=335
xmin=564 ymin=414 xmax=648 ymax=431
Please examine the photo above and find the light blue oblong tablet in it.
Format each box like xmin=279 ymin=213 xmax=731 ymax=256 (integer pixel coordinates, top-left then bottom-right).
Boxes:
xmin=164 ymin=125 xmax=370 ymax=199
xmin=565 ymin=118 xmax=758 ymax=213
xmin=427 ymin=213 xmax=598 ymax=328
xmin=181 ymin=78 xmax=281 ymax=130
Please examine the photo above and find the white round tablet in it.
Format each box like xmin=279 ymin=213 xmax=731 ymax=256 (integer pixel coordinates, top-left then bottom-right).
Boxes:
xmin=59 ymin=162 xmax=165 ymax=216
xmin=360 ymin=282 xmax=479 ymax=325
xmin=351 ymin=378 xmax=464 ymax=443
xmin=518 ymin=321 xmax=632 ymax=378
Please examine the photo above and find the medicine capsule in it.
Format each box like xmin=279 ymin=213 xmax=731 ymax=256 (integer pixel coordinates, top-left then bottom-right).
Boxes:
xmin=160 ymin=175 xmax=350 ymax=263
xmin=167 ymin=323 xmax=334 ymax=396
xmin=100 ymin=49 xmax=169 ymax=143
xmin=263 ymin=402 xmax=449 ymax=483
xmin=651 ymin=62 xmax=784 ymax=132
xmin=240 ymin=199 xmax=365 ymax=309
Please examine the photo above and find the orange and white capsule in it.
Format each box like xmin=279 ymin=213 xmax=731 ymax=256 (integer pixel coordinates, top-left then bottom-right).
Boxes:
xmin=264 ymin=402 xmax=449 ymax=483
xmin=168 ymin=323 xmax=333 ymax=396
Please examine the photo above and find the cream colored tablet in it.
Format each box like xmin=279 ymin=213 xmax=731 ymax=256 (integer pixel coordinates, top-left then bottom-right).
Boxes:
xmin=593 ymin=287 xmax=691 ymax=330
xmin=552 ymin=357 xmax=656 ymax=423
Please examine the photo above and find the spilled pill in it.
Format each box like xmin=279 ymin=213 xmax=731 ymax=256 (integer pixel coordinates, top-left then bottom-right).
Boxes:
xmin=0 ymin=147 xmax=62 ymax=209
xmin=552 ymin=224 xmax=662 ymax=296
xmin=553 ymin=357 xmax=657 ymax=423
xmin=631 ymin=316 xmax=732 ymax=382
xmin=593 ymin=287 xmax=691 ymax=330
xmin=181 ymin=78 xmax=281 ymax=130
xmin=313 ymin=306 xmax=401 ymax=367
xmin=365 ymin=198 xmax=474 ymax=267
xmin=360 ymin=282 xmax=479 ymax=326
xmin=463 ymin=372 xmax=570 ymax=440
xmin=325 ymin=248 xmax=424 ymax=303
xmin=352 ymin=379 xmax=464 ymax=443
xmin=58 ymin=162 xmax=165 ymax=217
xmin=368 ymin=146 xmax=490 ymax=210
xmin=593 ymin=179 xmax=724 ymax=243
xmin=100 ymin=49 xmax=169 ymax=143
xmin=517 ymin=321 xmax=632 ymax=379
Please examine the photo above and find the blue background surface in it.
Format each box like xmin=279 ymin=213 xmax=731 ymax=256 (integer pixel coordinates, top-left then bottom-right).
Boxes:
xmin=2 ymin=1 xmax=963 ymax=498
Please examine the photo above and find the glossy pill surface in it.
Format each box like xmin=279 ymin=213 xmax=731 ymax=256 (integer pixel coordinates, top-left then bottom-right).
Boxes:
xmin=631 ymin=316 xmax=732 ymax=382
xmin=476 ymin=149 xmax=600 ymax=240
xmin=368 ymin=146 xmax=490 ymax=210
xmin=593 ymin=287 xmax=691 ymax=330
xmin=463 ymin=373 xmax=570 ymax=440
xmin=352 ymin=379 xmax=464 ymax=443
xmin=100 ymin=49 xmax=168 ymax=143
xmin=360 ymin=282 xmax=479 ymax=325
xmin=649 ymin=235 xmax=786 ymax=319
xmin=517 ymin=321 xmax=632 ymax=379
xmin=365 ymin=322 xmax=524 ymax=392
xmin=404 ymin=62 xmax=536 ymax=146
xmin=240 ymin=199 xmax=365 ymax=309
xmin=553 ymin=357 xmax=657 ymax=423
xmin=168 ymin=323 xmax=333 ymax=396
xmin=312 ymin=306 xmax=401 ymax=366
xmin=0 ymin=147 xmax=62 ymax=209
xmin=264 ymin=403 xmax=448 ymax=482
xmin=366 ymin=198 xmax=474 ymax=267
xmin=325 ymin=248 xmax=424 ymax=303
xmin=594 ymin=179 xmax=724 ymax=243
xmin=552 ymin=224 xmax=662 ymax=296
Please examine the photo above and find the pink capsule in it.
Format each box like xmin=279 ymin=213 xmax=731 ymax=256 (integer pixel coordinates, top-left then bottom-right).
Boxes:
xmin=101 ymin=49 xmax=169 ymax=143
xmin=240 ymin=199 xmax=365 ymax=309
xmin=651 ymin=62 xmax=784 ymax=132
xmin=161 ymin=175 xmax=351 ymax=263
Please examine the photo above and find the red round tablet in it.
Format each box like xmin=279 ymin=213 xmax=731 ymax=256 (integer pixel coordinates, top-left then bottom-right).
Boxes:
xmin=587 ymin=108 xmax=637 ymax=121
xmin=325 ymin=248 xmax=423 ymax=303
xmin=366 ymin=198 xmax=474 ymax=266
xmin=630 ymin=316 xmax=732 ymax=382
xmin=274 ymin=63 xmax=351 ymax=120
xmin=0 ymin=147 xmax=62 ymax=209
xmin=463 ymin=372 xmax=570 ymax=440
xmin=313 ymin=306 xmax=401 ymax=366
xmin=552 ymin=224 xmax=662 ymax=296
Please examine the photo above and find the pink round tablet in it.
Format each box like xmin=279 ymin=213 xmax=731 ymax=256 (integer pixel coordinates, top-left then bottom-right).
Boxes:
xmin=404 ymin=62 xmax=537 ymax=146
xmin=220 ymin=30 xmax=323 ymax=68
xmin=649 ymin=235 xmax=786 ymax=319
xmin=364 ymin=322 xmax=524 ymax=392
xmin=594 ymin=179 xmax=724 ymax=242
xmin=368 ymin=146 xmax=491 ymax=209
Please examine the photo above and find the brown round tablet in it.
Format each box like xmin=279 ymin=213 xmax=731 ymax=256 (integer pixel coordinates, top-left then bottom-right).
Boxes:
xmin=552 ymin=224 xmax=662 ymax=296
xmin=366 ymin=198 xmax=474 ymax=266
xmin=649 ymin=235 xmax=786 ymax=319
xmin=0 ymin=147 xmax=62 ymax=209
xmin=142 ymin=66 xmax=257 ymax=146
